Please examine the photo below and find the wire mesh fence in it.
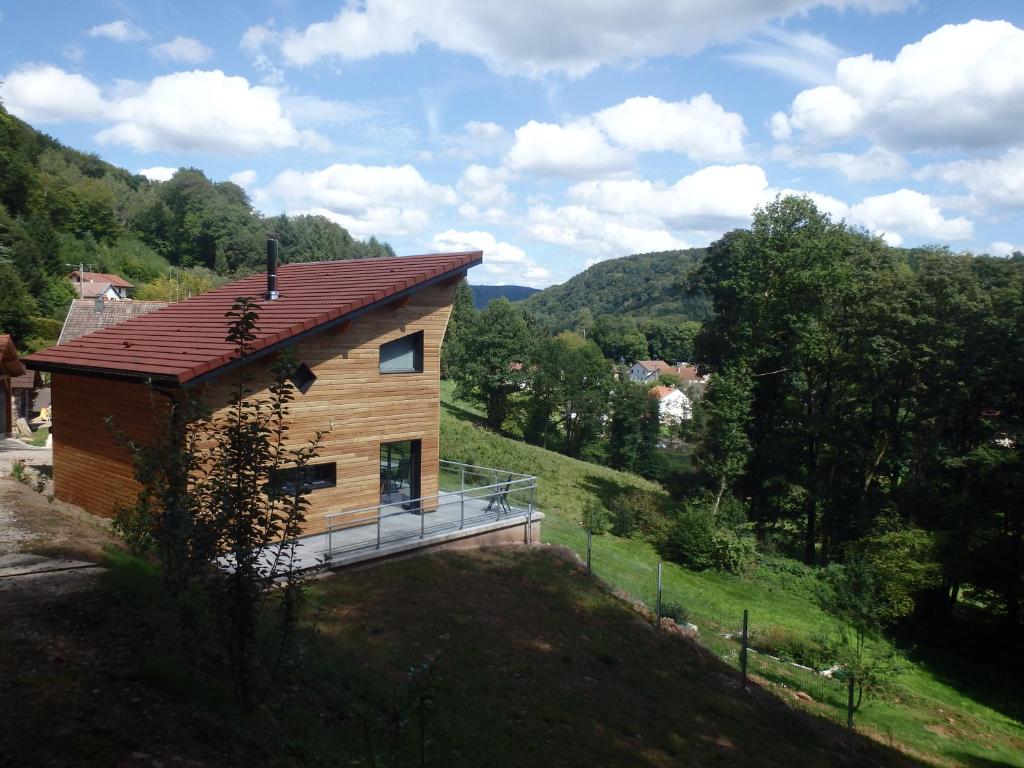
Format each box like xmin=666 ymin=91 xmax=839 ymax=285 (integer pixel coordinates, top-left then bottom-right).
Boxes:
xmin=582 ymin=529 xmax=854 ymax=728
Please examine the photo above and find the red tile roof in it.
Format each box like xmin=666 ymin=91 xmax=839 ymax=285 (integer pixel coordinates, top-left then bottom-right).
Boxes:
xmin=0 ymin=335 xmax=25 ymax=378
xmin=649 ymin=385 xmax=675 ymax=399
xmin=29 ymin=252 xmax=481 ymax=385
xmin=68 ymin=271 xmax=134 ymax=288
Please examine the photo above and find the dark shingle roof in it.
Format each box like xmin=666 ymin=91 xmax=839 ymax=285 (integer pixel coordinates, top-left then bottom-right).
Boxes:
xmin=58 ymin=299 xmax=169 ymax=345
xmin=30 ymin=252 xmax=481 ymax=386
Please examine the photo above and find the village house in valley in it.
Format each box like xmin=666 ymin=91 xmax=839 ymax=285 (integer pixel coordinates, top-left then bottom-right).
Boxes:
xmin=58 ymin=298 xmax=168 ymax=345
xmin=68 ymin=270 xmax=135 ymax=300
xmin=649 ymin=385 xmax=693 ymax=425
xmin=629 ymin=359 xmax=708 ymax=385
xmin=27 ymin=248 xmax=540 ymax=567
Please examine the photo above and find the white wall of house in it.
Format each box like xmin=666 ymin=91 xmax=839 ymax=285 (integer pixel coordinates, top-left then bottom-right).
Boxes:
xmin=657 ymin=389 xmax=692 ymax=424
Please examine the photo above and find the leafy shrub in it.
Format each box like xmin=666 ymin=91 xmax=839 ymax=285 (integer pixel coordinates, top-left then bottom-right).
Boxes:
xmin=610 ymin=488 xmax=667 ymax=538
xmin=750 ymin=624 xmax=831 ymax=669
xmin=581 ymin=498 xmax=610 ymax=534
xmin=709 ymin=528 xmax=757 ymax=574
xmin=659 ymin=504 xmax=715 ymax=569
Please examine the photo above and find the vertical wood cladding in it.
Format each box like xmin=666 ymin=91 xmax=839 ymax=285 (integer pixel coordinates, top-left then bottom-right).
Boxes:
xmin=54 ymin=283 xmax=455 ymax=536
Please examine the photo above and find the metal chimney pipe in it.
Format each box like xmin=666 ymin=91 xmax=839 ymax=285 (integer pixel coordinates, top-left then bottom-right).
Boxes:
xmin=266 ymin=235 xmax=279 ymax=301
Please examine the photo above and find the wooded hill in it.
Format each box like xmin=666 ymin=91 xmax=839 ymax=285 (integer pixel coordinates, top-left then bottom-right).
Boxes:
xmin=468 ymin=283 xmax=539 ymax=309
xmin=519 ymin=248 xmax=711 ymax=329
xmin=0 ymin=103 xmax=394 ymax=351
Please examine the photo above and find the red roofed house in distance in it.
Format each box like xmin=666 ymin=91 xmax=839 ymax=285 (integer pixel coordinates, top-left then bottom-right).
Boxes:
xmin=26 ymin=243 xmax=540 ymax=568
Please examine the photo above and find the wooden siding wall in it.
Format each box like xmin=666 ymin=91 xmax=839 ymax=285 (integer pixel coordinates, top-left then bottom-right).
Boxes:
xmin=52 ymin=283 xmax=455 ymax=534
xmin=199 ymin=283 xmax=456 ymax=536
xmin=52 ymin=374 xmax=169 ymax=518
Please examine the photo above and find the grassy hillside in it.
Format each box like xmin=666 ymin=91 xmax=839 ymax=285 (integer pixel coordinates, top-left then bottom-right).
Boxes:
xmin=519 ymin=248 xmax=711 ymax=329
xmin=469 ymin=283 xmax=540 ymax=309
xmin=3 ymin=542 xmax=922 ymax=767
xmin=439 ymin=382 xmax=1024 ymax=767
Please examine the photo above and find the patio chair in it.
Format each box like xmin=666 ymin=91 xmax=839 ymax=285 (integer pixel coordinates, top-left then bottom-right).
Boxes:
xmin=484 ymin=474 xmax=514 ymax=516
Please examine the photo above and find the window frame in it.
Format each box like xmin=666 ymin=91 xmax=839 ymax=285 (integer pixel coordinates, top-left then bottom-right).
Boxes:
xmin=379 ymin=330 xmax=425 ymax=375
xmin=269 ymin=462 xmax=337 ymax=497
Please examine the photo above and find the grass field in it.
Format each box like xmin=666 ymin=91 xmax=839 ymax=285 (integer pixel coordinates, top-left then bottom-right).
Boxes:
xmin=439 ymin=381 xmax=1024 ymax=767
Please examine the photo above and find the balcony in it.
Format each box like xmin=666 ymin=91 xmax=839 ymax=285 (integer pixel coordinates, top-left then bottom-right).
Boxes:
xmin=291 ymin=461 xmax=541 ymax=569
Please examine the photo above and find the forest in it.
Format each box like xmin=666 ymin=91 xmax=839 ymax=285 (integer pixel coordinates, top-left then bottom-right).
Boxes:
xmin=0 ymin=103 xmax=394 ymax=351
xmin=446 ymin=197 xmax=1024 ymax=644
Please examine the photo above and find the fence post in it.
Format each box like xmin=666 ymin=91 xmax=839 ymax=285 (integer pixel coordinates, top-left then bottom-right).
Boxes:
xmin=377 ymin=507 xmax=382 ymax=549
xmin=847 ymin=676 xmax=855 ymax=729
xmin=586 ymin=528 xmax=592 ymax=577
xmin=741 ymin=609 xmax=749 ymax=690
xmin=459 ymin=466 xmax=465 ymax=529
xmin=656 ymin=561 xmax=663 ymax=621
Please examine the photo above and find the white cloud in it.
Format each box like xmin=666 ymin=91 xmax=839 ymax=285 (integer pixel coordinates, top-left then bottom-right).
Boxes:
xmin=778 ymin=20 xmax=1024 ymax=150
xmin=282 ymin=94 xmax=376 ymax=125
xmin=505 ymin=120 xmax=630 ymax=177
xmin=593 ymin=94 xmax=745 ymax=163
xmin=770 ymin=111 xmax=792 ymax=141
xmin=918 ymin=148 xmax=1024 ymax=208
xmin=989 ymin=242 xmax=1022 ymax=257
xmin=151 ymin=36 xmax=214 ymax=64
xmin=569 ymin=164 xmax=772 ymax=231
xmin=254 ymin=163 xmax=456 ymax=238
xmin=438 ymin=120 xmax=511 ymax=160
xmin=432 ymin=229 xmax=549 ymax=286
xmin=87 ymin=19 xmax=148 ymax=42
xmin=229 ymin=170 xmax=258 ymax=188
xmin=137 ymin=166 xmax=177 ymax=182
xmin=457 ymin=164 xmax=513 ymax=223
xmin=726 ymin=27 xmax=845 ymax=85
xmin=96 ymin=70 xmax=328 ymax=153
xmin=775 ymin=144 xmax=909 ymax=181
xmin=849 ymin=189 xmax=973 ymax=245
xmin=0 ymin=65 xmax=329 ymax=155
xmin=526 ymin=203 xmax=688 ymax=258
xmin=267 ymin=0 xmax=912 ymax=78
xmin=0 ymin=64 xmax=107 ymax=123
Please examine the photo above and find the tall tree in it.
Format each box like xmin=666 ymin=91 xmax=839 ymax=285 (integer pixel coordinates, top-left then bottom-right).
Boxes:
xmin=451 ymin=298 xmax=533 ymax=431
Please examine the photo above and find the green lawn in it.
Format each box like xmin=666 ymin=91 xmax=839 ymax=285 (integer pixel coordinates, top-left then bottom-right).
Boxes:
xmin=439 ymin=380 xmax=1024 ymax=767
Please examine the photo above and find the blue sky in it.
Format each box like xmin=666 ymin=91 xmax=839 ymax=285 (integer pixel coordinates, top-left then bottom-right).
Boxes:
xmin=1 ymin=1 xmax=1022 ymax=286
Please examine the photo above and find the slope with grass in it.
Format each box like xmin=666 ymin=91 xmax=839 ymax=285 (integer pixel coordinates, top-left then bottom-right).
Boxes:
xmin=439 ymin=381 xmax=1024 ymax=767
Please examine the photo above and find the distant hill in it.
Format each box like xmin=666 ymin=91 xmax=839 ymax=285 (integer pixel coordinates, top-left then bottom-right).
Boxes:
xmin=519 ymin=249 xmax=710 ymax=328
xmin=469 ymin=284 xmax=540 ymax=309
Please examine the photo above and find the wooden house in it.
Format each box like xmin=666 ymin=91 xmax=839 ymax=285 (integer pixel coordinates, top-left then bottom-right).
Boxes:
xmin=27 ymin=248 xmax=540 ymax=567
xmin=1 ymin=335 xmax=26 ymax=436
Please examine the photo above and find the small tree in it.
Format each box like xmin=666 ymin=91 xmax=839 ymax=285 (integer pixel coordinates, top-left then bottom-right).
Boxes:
xmin=115 ymin=297 xmax=322 ymax=711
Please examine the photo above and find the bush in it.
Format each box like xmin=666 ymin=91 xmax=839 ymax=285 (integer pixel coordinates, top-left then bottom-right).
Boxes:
xmin=750 ymin=624 xmax=831 ymax=669
xmin=610 ymin=488 xmax=666 ymax=538
xmin=659 ymin=504 xmax=715 ymax=569
xmin=581 ymin=498 xmax=610 ymax=534
xmin=709 ymin=529 xmax=757 ymax=575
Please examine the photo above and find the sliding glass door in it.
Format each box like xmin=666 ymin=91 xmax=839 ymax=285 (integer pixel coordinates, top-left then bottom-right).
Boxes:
xmin=380 ymin=439 xmax=421 ymax=508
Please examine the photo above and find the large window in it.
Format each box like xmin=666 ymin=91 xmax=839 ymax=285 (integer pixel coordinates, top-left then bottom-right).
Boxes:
xmin=269 ymin=462 xmax=336 ymax=497
xmin=380 ymin=440 xmax=421 ymax=507
xmin=379 ymin=331 xmax=424 ymax=374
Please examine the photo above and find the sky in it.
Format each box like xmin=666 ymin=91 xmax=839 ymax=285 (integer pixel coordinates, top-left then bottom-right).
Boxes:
xmin=1 ymin=1 xmax=1022 ymax=288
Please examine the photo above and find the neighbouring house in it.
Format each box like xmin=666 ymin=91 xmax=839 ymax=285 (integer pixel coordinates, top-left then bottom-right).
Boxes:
xmin=10 ymin=368 xmax=42 ymax=422
xmin=68 ymin=271 xmax=134 ymax=300
xmin=649 ymin=385 xmax=693 ymax=425
xmin=58 ymin=298 xmax=168 ymax=345
xmin=629 ymin=359 xmax=709 ymax=385
xmin=28 ymin=246 xmax=541 ymax=568
xmin=0 ymin=335 xmax=26 ymax=436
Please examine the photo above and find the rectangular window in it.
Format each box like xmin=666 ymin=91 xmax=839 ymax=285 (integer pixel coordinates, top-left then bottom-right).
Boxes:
xmin=379 ymin=440 xmax=421 ymax=507
xmin=379 ymin=331 xmax=424 ymax=374
xmin=270 ymin=462 xmax=336 ymax=496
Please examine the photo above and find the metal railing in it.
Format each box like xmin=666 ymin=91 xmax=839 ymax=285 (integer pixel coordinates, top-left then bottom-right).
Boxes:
xmin=323 ymin=461 xmax=538 ymax=559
